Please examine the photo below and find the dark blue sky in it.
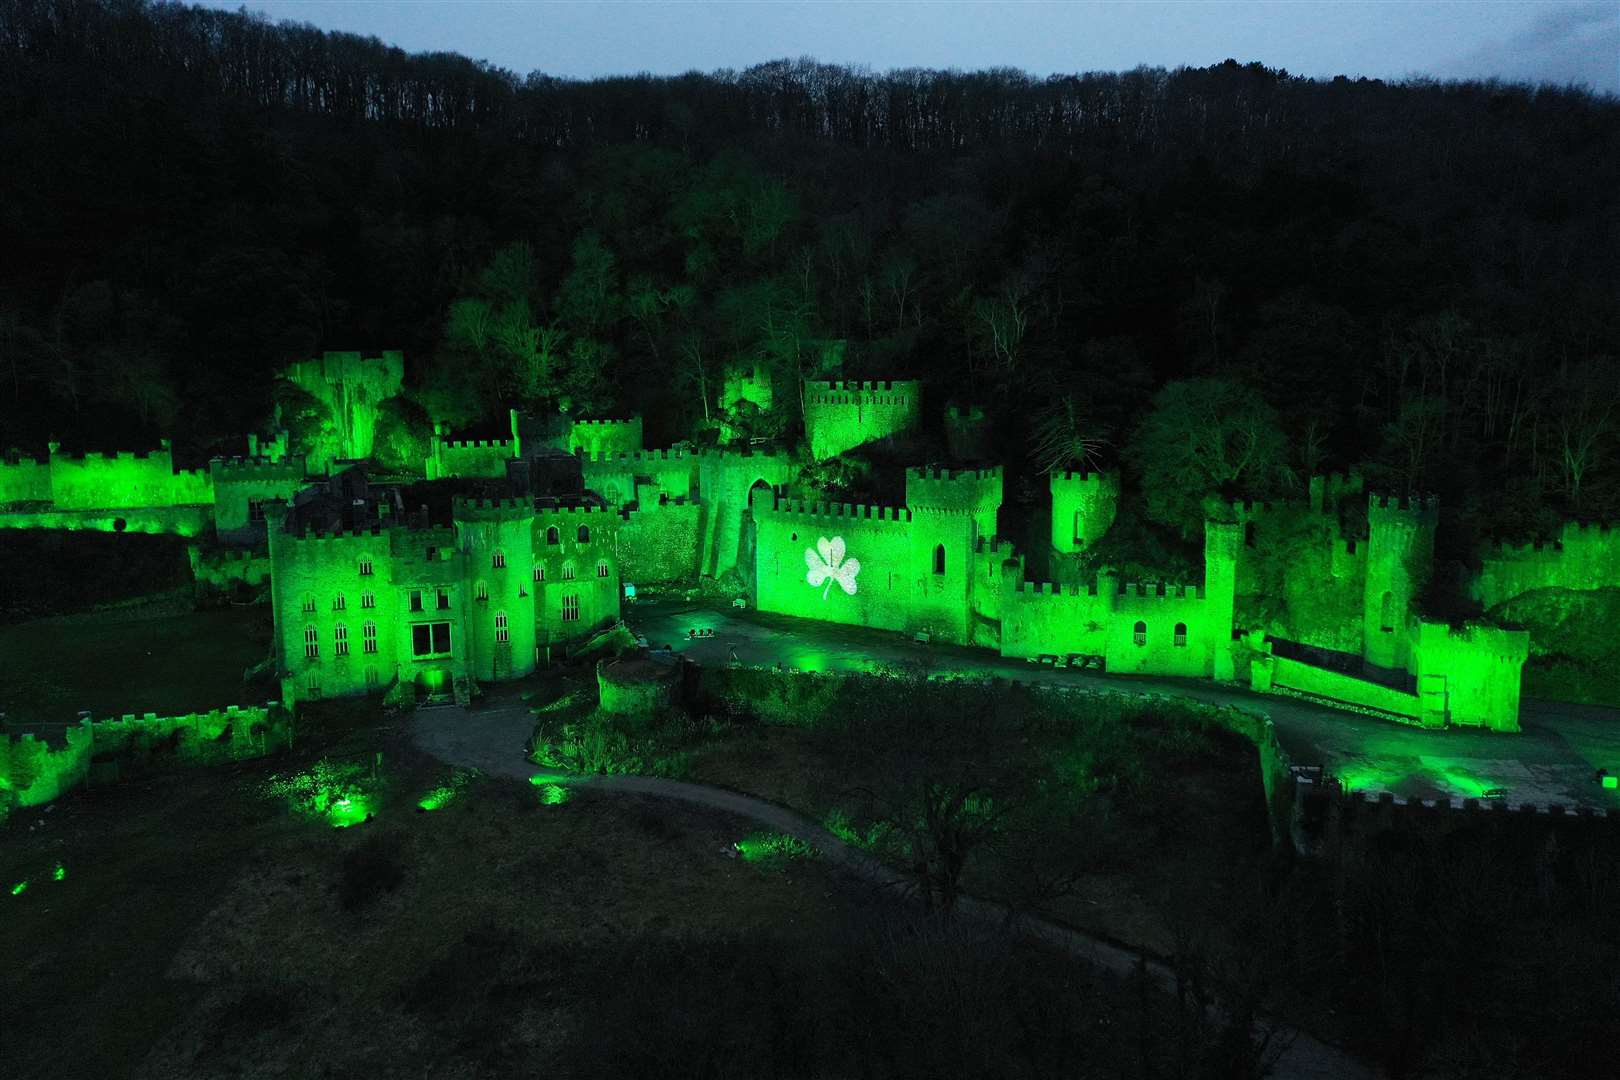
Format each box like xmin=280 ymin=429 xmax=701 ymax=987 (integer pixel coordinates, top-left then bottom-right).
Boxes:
xmin=202 ymin=1 xmax=1619 ymax=94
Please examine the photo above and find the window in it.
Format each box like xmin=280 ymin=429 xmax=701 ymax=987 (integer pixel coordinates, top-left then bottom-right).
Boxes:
xmin=1173 ymin=622 xmax=1188 ymax=648
xmin=533 ymin=565 xmax=546 ymax=582
xmin=248 ymin=499 xmax=267 ymax=523
xmin=562 ymin=563 xmax=576 ymax=580
xmin=363 ymin=621 xmax=377 ymax=654
xmin=1379 ymin=591 xmax=1395 ymax=633
xmin=302 ymin=595 xmax=316 ymax=614
xmin=932 ymin=544 xmax=946 ymax=575
xmin=561 ymin=594 xmax=580 ymax=622
xmin=412 ymin=621 xmax=452 ymax=658
xmin=1072 ymin=510 xmax=1083 ymax=546
xmin=577 ymin=524 xmax=590 ymax=543
xmin=475 ymin=581 xmax=489 ymax=602
xmin=334 ymin=624 xmax=349 ymax=657
xmin=546 ymin=526 xmax=560 ymax=545
xmin=409 ymin=590 xmax=423 ymax=612
xmin=303 ymin=625 xmax=319 ymax=659
xmin=365 ymin=668 xmax=379 ymax=688
xmin=492 ymin=550 xmax=506 ymax=569
xmin=359 ymin=558 xmax=374 ymax=577
xmin=361 ymin=592 xmax=375 ymax=610
xmin=1132 ymin=621 xmax=1147 ymax=647
xmin=333 ymin=593 xmax=346 ymax=611
xmin=495 ymin=611 xmax=509 ymax=643
xmin=1244 ymin=522 xmax=1257 ymax=548
xmin=305 ymin=675 xmax=321 ymax=700
xmin=436 ymin=588 xmax=450 ymax=611
xmin=596 ymin=560 xmax=609 ymax=578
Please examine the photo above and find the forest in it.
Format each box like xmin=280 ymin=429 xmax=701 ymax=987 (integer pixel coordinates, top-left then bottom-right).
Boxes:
xmin=2 ymin=0 xmax=1618 ymax=572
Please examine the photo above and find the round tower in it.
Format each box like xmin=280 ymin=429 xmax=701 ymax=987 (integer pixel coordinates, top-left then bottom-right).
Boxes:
xmin=1361 ymin=494 xmax=1438 ymax=670
xmin=1049 ymin=470 xmax=1118 ymax=554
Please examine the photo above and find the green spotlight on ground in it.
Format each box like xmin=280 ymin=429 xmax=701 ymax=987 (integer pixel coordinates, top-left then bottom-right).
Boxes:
xmin=327 ymin=795 xmax=372 ymax=828
xmin=539 ymin=783 xmax=570 ymax=806
xmin=52 ymin=863 xmax=65 ymax=882
xmin=10 ymin=880 xmax=27 ymax=896
xmin=734 ymin=831 xmax=816 ymax=864
xmin=1603 ymin=774 xmax=1618 ymax=790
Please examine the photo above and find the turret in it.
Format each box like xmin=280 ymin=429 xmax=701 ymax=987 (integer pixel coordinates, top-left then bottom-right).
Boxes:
xmin=1050 ymin=470 xmax=1118 ymax=553
xmin=1362 ymin=494 xmax=1438 ymax=670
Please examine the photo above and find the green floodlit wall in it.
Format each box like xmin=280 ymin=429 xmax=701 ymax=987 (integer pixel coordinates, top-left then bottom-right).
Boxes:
xmin=755 ymin=500 xmax=924 ymax=637
xmin=280 ymin=350 xmax=405 ymax=469
xmin=209 ymin=455 xmax=308 ymax=541
xmin=618 ymin=501 xmax=703 ymax=582
xmin=697 ymin=450 xmax=796 ymax=580
xmin=1228 ymin=497 xmax=1367 ymax=655
xmin=1410 ymin=620 xmax=1528 ymax=732
xmin=427 ymin=431 xmax=514 ymax=480
xmin=581 ymin=449 xmax=696 ymax=508
xmin=802 ymin=380 xmax=921 ymax=461
xmin=568 ymin=417 xmax=644 ymax=458
xmin=0 ymin=704 xmax=292 ymax=818
xmin=1473 ymin=522 xmax=1620 ymax=609
xmin=1264 ymin=654 xmax=1422 ymax=720
xmin=0 ymin=505 xmax=212 ymax=537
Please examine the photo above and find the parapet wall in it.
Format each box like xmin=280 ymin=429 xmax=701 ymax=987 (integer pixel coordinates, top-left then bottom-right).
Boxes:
xmin=568 ymin=417 xmax=644 ymax=458
xmin=803 ymin=379 xmax=922 ymax=460
xmin=0 ymin=704 xmax=292 ymax=817
xmin=1474 ymin=521 xmax=1620 ymax=609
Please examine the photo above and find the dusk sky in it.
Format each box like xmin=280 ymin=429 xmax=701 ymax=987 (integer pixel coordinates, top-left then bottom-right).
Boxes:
xmin=199 ymin=0 xmax=1620 ymax=94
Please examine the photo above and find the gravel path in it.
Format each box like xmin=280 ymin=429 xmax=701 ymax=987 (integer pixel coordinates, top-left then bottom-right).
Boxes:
xmin=411 ymin=696 xmax=1377 ymax=1080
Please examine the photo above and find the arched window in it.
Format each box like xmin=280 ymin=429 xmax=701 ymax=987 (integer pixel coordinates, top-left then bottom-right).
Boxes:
xmin=577 ymin=524 xmax=590 ymax=543
xmin=1173 ymin=622 xmax=1188 ymax=648
xmin=475 ymin=581 xmax=488 ymax=602
xmin=1073 ymin=510 xmax=1084 ymax=546
xmin=332 ymin=593 xmax=346 ymax=611
xmin=546 ymin=526 xmax=560 ymax=545
xmin=363 ymin=622 xmax=377 ymax=654
xmin=1133 ymin=621 xmax=1147 ymax=647
xmin=533 ymin=564 xmax=546 ymax=582
xmin=301 ymin=595 xmax=316 ymax=614
xmin=334 ymin=624 xmax=349 ymax=656
xmin=562 ymin=562 xmax=576 ymax=580
xmin=1379 ymin=591 xmax=1395 ymax=633
xmin=303 ymin=625 xmax=319 ymax=659
xmin=358 ymin=557 xmax=374 ymax=577
xmin=492 ymin=550 xmax=506 ymax=569
xmin=932 ymin=544 xmax=946 ymax=575
xmin=596 ymin=560 xmax=609 ymax=578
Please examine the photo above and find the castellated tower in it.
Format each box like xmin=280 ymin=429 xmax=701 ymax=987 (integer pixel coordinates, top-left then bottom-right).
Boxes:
xmin=453 ymin=497 xmax=538 ymax=683
xmin=1361 ymin=494 xmax=1438 ymax=670
xmin=1049 ymin=470 xmax=1118 ymax=553
xmin=1202 ymin=519 xmax=1241 ymax=680
xmin=904 ymin=467 xmax=1003 ymax=644
xmin=904 ymin=466 xmax=1002 ymax=542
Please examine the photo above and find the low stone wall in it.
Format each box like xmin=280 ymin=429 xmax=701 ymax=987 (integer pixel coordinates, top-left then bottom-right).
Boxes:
xmin=0 ymin=704 xmax=291 ymax=821
xmin=0 ymin=504 xmax=213 ymax=538
xmin=1262 ymin=654 xmax=1420 ymax=721
xmin=188 ymin=545 xmax=272 ymax=597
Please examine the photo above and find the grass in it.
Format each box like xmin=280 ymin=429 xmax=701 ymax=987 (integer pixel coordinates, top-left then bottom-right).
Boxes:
xmin=0 ymin=602 xmax=272 ymax=725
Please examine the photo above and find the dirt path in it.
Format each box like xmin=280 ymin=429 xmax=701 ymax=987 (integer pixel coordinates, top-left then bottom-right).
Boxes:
xmin=411 ymin=698 xmax=1376 ymax=1080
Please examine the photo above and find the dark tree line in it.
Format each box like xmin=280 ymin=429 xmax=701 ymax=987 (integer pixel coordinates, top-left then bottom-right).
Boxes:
xmin=2 ymin=0 xmax=1617 ymax=553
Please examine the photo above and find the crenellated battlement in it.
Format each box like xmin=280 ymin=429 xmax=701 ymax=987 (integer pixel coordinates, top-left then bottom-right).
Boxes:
xmin=765 ymin=500 xmax=913 ymax=525
xmin=907 ymin=465 xmax=1002 ymax=482
xmin=805 ymin=379 xmax=916 ymax=397
xmin=1368 ymin=492 xmax=1440 ymax=517
xmin=1117 ymin=581 xmax=1205 ymax=600
xmin=1051 ymin=468 xmax=1116 ymax=488
xmin=572 ymin=417 xmax=639 ymax=428
xmin=287 ymin=524 xmax=387 ymax=543
xmin=438 ymin=437 xmax=512 ymax=451
xmin=1013 ymin=578 xmax=1104 ymax=597
xmin=533 ymin=502 xmax=611 ymax=517
xmin=452 ymin=496 xmax=531 ymax=518
xmin=211 ymin=455 xmax=304 ymax=477
xmin=581 ymin=448 xmax=692 ymax=464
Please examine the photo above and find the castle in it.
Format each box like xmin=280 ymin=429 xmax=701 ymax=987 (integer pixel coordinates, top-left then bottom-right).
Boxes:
xmin=7 ymin=351 xmax=1595 ymax=732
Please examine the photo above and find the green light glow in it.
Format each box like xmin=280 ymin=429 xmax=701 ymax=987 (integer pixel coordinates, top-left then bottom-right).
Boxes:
xmin=416 ymin=769 xmax=474 ymax=811
xmin=263 ymin=760 xmax=374 ymax=827
xmin=52 ymin=863 xmax=65 ymax=882
xmin=734 ymin=831 xmax=816 ymax=864
xmin=327 ymin=795 xmax=372 ymax=828
xmin=10 ymin=880 xmax=27 ymax=896
xmin=1604 ymin=775 xmax=1618 ymax=790
xmin=539 ymin=783 xmax=570 ymax=805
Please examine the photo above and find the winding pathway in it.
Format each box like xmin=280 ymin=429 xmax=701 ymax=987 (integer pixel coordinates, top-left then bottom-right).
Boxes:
xmin=411 ymin=697 xmax=1376 ymax=1080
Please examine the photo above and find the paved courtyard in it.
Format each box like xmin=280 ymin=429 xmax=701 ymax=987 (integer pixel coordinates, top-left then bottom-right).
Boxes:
xmin=626 ymin=598 xmax=1620 ymax=812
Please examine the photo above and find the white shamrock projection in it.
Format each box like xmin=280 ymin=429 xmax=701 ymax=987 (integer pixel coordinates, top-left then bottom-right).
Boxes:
xmin=805 ymin=535 xmax=861 ymax=598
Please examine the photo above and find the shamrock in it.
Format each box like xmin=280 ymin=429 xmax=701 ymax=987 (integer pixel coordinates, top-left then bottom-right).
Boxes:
xmin=805 ymin=535 xmax=861 ymax=598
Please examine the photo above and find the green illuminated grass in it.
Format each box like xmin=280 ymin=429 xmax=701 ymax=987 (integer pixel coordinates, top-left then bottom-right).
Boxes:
xmin=734 ymin=830 xmax=817 ymax=865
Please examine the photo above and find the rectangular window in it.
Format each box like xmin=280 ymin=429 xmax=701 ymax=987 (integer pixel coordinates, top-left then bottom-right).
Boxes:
xmin=495 ymin=611 xmax=509 ymax=644
xmin=333 ymin=593 xmax=346 ymax=611
xmin=361 ymin=592 xmax=375 ymax=609
xmin=303 ymin=625 xmax=319 ymax=660
xmin=409 ymin=590 xmax=423 ymax=612
xmin=475 ymin=582 xmax=489 ymax=601
xmin=437 ymin=588 xmax=450 ymax=611
xmin=596 ymin=561 xmax=609 ymax=578
xmin=533 ymin=565 xmax=546 ymax=582
xmin=359 ymin=559 xmax=374 ymax=577
xmin=334 ymin=624 xmax=349 ymax=656
xmin=492 ymin=551 xmax=506 ymax=568
xmin=412 ymin=621 xmax=452 ymax=658
xmin=363 ymin=622 xmax=377 ymax=654
xmin=305 ymin=676 xmax=321 ymax=700
xmin=561 ymin=595 xmax=580 ymax=622
xmin=248 ymin=499 xmax=267 ymax=523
